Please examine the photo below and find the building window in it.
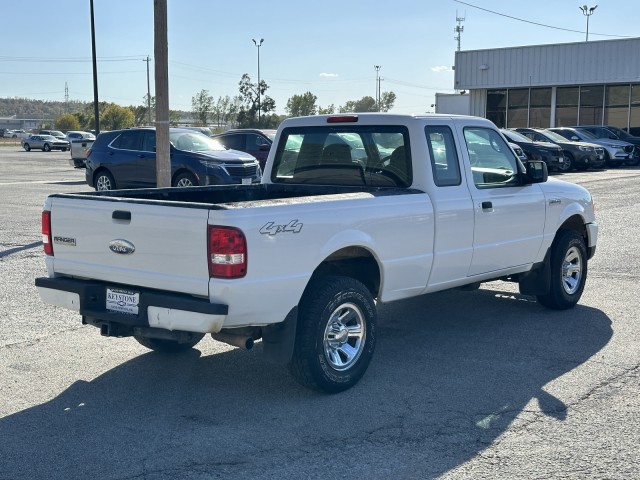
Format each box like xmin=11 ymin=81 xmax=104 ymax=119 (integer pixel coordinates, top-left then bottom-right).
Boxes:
xmin=507 ymin=89 xmax=529 ymax=128
xmin=604 ymin=85 xmax=630 ymax=128
xmin=579 ymin=85 xmax=604 ymax=125
xmin=529 ymin=88 xmax=552 ymax=127
xmin=487 ymin=90 xmax=507 ymax=128
xmin=556 ymin=87 xmax=579 ymax=126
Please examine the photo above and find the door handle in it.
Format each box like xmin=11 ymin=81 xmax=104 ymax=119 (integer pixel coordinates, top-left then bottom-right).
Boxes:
xmin=481 ymin=201 xmax=493 ymax=209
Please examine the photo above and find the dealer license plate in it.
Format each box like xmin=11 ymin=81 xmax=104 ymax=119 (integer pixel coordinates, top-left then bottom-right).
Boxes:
xmin=106 ymin=288 xmax=139 ymax=315
xmin=242 ymin=178 xmax=252 ymax=185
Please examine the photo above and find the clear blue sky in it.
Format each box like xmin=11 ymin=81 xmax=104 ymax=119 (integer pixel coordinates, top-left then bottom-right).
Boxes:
xmin=1 ymin=0 xmax=636 ymax=115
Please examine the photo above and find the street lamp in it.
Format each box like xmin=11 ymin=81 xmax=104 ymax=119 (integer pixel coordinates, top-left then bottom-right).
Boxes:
xmin=579 ymin=4 xmax=597 ymax=41
xmin=252 ymin=38 xmax=264 ymax=126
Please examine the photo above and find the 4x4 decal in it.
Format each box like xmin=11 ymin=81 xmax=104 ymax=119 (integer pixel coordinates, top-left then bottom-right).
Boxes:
xmin=260 ymin=220 xmax=303 ymax=236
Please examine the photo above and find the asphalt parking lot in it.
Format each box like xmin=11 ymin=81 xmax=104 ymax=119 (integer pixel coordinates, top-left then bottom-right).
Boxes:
xmin=0 ymin=147 xmax=638 ymax=479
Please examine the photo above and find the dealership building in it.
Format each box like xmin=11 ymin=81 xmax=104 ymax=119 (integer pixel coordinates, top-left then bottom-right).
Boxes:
xmin=441 ymin=37 xmax=640 ymax=133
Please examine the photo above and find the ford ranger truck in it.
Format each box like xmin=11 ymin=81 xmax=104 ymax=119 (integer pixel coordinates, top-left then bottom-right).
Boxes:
xmin=35 ymin=114 xmax=598 ymax=393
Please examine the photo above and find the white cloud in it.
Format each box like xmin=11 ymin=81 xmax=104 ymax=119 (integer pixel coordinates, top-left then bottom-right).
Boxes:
xmin=431 ymin=66 xmax=451 ymax=73
xmin=320 ymin=73 xmax=339 ymax=77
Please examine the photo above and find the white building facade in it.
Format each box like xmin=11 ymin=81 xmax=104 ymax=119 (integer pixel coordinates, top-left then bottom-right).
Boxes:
xmin=453 ymin=37 xmax=640 ymax=132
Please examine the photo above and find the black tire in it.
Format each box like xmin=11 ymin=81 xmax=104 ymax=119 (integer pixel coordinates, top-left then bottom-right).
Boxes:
xmin=134 ymin=333 xmax=204 ymax=353
xmin=625 ymin=152 xmax=640 ymax=166
xmin=537 ymin=230 xmax=587 ymax=310
xmin=94 ymin=170 xmax=116 ymax=191
xmin=173 ymin=171 xmax=198 ymax=187
xmin=559 ymin=153 xmax=572 ymax=172
xmin=23 ymin=143 xmax=31 ymax=152
xmin=289 ymin=276 xmax=377 ymax=393
xmin=43 ymin=143 xmax=51 ymax=152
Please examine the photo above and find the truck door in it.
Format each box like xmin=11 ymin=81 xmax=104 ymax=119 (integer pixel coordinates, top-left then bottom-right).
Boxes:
xmin=461 ymin=127 xmax=545 ymax=276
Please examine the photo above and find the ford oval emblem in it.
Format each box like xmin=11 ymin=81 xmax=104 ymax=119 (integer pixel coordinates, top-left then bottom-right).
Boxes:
xmin=109 ymin=239 xmax=136 ymax=255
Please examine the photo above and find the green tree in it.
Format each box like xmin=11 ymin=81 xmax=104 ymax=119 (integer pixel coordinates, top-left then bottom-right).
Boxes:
xmin=212 ymin=95 xmax=239 ymax=127
xmin=318 ymin=104 xmax=336 ymax=115
xmin=55 ymin=113 xmax=81 ymax=131
xmin=340 ymin=96 xmax=377 ymax=113
xmin=378 ymin=91 xmax=397 ymax=112
xmin=285 ymin=92 xmax=317 ymax=117
xmin=192 ymin=89 xmax=213 ymax=126
xmin=101 ymin=103 xmax=135 ymax=130
xmin=236 ymin=74 xmax=276 ymax=128
xmin=169 ymin=110 xmax=182 ymax=127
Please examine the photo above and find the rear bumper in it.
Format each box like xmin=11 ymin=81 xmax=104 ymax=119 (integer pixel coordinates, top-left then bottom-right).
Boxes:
xmin=35 ymin=276 xmax=228 ymax=334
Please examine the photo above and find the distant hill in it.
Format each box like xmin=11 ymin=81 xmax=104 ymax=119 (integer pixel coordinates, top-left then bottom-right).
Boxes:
xmin=0 ymin=97 xmax=92 ymax=119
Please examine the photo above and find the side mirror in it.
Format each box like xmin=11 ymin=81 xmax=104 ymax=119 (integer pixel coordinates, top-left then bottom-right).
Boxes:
xmin=522 ymin=160 xmax=548 ymax=184
xmin=259 ymin=143 xmax=270 ymax=151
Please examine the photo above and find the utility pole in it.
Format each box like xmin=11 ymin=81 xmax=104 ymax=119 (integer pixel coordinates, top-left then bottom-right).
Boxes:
xmin=144 ymin=55 xmax=152 ymax=125
xmin=64 ymin=82 xmax=69 ymax=112
xmin=89 ymin=0 xmax=100 ymax=134
xmin=374 ymin=65 xmax=381 ymax=111
xmin=454 ymin=12 xmax=465 ymax=52
xmin=252 ymin=38 xmax=263 ymax=127
xmin=154 ymin=0 xmax=171 ymax=188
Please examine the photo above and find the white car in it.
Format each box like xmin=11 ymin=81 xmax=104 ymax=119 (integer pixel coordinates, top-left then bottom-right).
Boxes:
xmin=5 ymin=129 xmax=30 ymax=139
xmin=66 ymin=131 xmax=96 ymax=142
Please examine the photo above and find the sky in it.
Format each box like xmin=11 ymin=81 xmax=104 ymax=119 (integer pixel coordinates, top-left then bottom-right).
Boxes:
xmin=1 ymin=0 xmax=637 ymax=116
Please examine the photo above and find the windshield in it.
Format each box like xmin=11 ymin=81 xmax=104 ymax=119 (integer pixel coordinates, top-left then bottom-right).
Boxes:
xmin=538 ymin=130 xmax=568 ymax=142
xmin=607 ymin=126 xmax=632 ymax=138
xmin=170 ymin=131 xmax=226 ymax=151
xmin=502 ymin=130 xmax=532 ymax=143
xmin=576 ymin=129 xmax=598 ymax=140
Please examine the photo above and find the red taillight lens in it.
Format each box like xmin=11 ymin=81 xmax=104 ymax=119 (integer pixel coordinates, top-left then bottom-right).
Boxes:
xmin=208 ymin=226 xmax=247 ymax=278
xmin=327 ymin=115 xmax=359 ymax=123
xmin=86 ymin=148 xmax=92 ymax=159
xmin=42 ymin=211 xmax=53 ymax=256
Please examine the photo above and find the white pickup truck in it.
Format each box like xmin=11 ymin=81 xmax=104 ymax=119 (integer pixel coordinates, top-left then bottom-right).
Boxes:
xmin=36 ymin=114 xmax=598 ymax=392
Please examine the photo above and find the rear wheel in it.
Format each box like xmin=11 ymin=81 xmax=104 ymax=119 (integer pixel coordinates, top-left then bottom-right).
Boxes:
xmin=43 ymin=143 xmax=51 ymax=152
xmin=23 ymin=143 xmax=31 ymax=152
xmin=134 ymin=333 xmax=204 ymax=353
xmin=173 ymin=172 xmax=198 ymax=187
xmin=289 ymin=276 xmax=377 ymax=393
xmin=537 ymin=230 xmax=587 ymax=310
xmin=94 ymin=170 xmax=116 ymax=191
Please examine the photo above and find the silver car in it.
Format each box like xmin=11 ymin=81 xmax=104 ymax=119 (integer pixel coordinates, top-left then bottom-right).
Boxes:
xmin=21 ymin=134 xmax=70 ymax=152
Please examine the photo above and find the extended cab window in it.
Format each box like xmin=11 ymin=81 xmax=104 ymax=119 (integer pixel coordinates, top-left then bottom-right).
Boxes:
xmin=271 ymin=126 xmax=412 ymax=187
xmin=425 ymin=126 xmax=461 ymax=186
xmin=463 ymin=127 xmax=520 ymax=188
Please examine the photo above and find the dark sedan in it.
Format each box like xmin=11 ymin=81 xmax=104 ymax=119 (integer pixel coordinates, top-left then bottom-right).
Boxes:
xmin=500 ymin=129 xmax=565 ymax=172
xmin=85 ymin=127 xmax=261 ymax=191
xmin=514 ymin=128 xmax=605 ymax=171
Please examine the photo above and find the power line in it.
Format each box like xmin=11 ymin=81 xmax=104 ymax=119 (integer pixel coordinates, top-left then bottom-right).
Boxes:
xmin=453 ymin=1 xmax=634 ymax=38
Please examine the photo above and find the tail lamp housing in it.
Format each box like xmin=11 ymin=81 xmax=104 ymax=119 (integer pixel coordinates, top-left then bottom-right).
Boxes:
xmin=208 ymin=226 xmax=247 ymax=278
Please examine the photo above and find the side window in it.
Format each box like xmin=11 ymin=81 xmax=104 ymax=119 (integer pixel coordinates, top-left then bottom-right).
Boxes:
xmin=463 ymin=127 xmax=519 ymax=188
xmin=141 ymin=131 xmax=156 ymax=152
xmin=247 ymin=133 xmax=268 ymax=148
xmin=112 ymin=131 xmax=142 ymax=151
xmin=221 ymin=134 xmax=244 ymax=151
xmin=425 ymin=126 xmax=461 ymax=186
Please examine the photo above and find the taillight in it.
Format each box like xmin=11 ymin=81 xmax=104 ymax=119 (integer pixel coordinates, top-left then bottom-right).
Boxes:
xmin=42 ymin=211 xmax=53 ymax=256
xmin=327 ymin=115 xmax=358 ymax=123
xmin=208 ymin=226 xmax=247 ymax=278
xmin=86 ymin=148 xmax=92 ymax=159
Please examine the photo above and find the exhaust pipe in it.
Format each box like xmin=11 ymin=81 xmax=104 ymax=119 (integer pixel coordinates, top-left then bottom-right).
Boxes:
xmin=211 ymin=332 xmax=254 ymax=350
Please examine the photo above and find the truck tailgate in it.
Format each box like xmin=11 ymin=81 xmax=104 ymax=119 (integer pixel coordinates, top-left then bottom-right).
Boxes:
xmin=48 ymin=197 xmax=210 ymax=297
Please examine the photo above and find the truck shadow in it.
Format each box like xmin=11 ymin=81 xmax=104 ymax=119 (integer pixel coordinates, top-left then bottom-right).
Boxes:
xmin=0 ymin=285 xmax=612 ymax=479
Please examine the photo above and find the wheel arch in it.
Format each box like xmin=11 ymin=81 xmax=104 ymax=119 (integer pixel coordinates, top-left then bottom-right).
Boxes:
xmin=171 ymin=168 xmax=197 ymax=186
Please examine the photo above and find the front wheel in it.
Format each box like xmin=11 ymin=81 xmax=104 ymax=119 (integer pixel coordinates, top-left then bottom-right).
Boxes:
xmin=134 ymin=333 xmax=204 ymax=353
xmin=43 ymin=143 xmax=51 ymax=152
xmin=173 ymin=172 xmax=198 ymax=187
xmin=537 ymin=230 xmax=587 ymax=310
xmin=23 ymin=143 xmax=31 ymax=152
xmin=558 ymin=153 xmax=572 ymax=172
xmin=289 ymin=276 xmax=377 ymax=393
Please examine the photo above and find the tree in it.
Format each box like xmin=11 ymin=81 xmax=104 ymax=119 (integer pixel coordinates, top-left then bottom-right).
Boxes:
xmin=318 ymin=104 xmax=336 ymax=115
xmin=101 ymin=103 xmax=135 ymax=130
xmin=192 ymin=89 xmax=214 ymax=126
xmin=212 ymin=95 xmax=239 ymax=127
xmin=340 ymin=96 xmax=377 ymax=113
xmin=378 ymin=91 xmax=397 ymax=112
xmin=236 ymin=74 xmax=276 ymax=128
xmin=285 ymin=92 xmax=317 ymax=117
xmin=55 ymin=113 xmax=80 ymax=131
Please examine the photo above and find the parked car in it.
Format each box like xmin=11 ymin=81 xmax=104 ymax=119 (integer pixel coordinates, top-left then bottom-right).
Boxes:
xmin=514 ymin=128 xmax=605 ymax=171
xmin=573 ymin=125 xmax=640 ymax=166
xmin=213 ymin=129 xmax=277 ymax=170
xmin=500 ymin=129 xmax=565 ymax=171
xmin=65 ymin=130 xmax=96 ymax=142
xmin=507 ymin=141 xmax=527 ymax=162
xmin=39 ymin=130 xmax=67 ymax=141
xmin=184 ymin=126 xmax=214 ymax=137
xmin=9 ymin=129 xmax=30 ymax=139
xmin=85 ymin=127 xmax=261 ymax=191
xmin=21 ymin=134 xmax=70 ymax=152
xmin=548 ymin=127 xmax=633 ymax=167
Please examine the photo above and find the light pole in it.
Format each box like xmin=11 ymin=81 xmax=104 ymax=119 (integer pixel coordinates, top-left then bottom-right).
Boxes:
xmin=374 ymin=65 xmax=381 ymax=111
xmin=252 ymin=38 xmax=263 ymax=126
xmin=579 ymin=4 xmax=597 ymax=41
